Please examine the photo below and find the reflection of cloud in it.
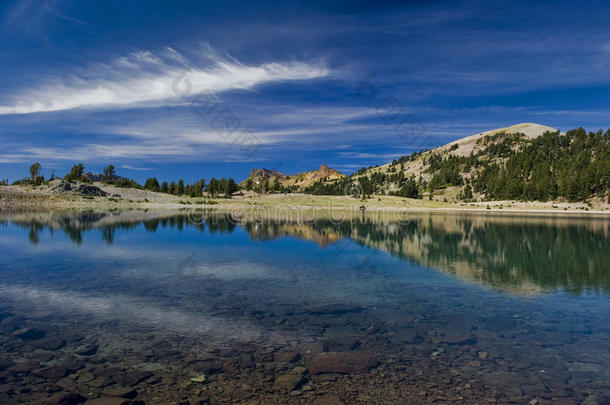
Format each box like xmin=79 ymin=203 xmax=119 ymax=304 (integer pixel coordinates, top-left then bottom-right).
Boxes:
xmin=179 ymin=263 xmax=280 ymax=280
xmin=0 ymin=231 xmax=287 ymax=282
xmin=0 ymin=284 xmax=272 ymax=342
xmin=0 ymin=234 xmax=155 ymax=260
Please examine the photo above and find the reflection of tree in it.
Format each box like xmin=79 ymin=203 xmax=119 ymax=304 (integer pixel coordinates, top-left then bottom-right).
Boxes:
xmin=66 ymin=227 xmax=83 ymax=244
xmin=205 ymin=216 xmax=236 ymax=233
xmin=237 ymin=215 xmax=610 ymax=295
xmin=101 ymin=226 xmax=115 ymax=244
xmin=143 ymin=219 xmax=159 ymax=232
xmin=8 ymin=210 xmax=610 ymax=295
xmin=339 ymin=217 xmax=610 ymax=296
xmin=28 ymin=223 xmax=43 ymax=245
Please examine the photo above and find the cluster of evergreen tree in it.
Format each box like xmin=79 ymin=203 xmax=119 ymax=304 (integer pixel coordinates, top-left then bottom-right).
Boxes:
xmin=304 ymin=177 xmax=350 ymax=195
xmin=65 ymin=163 xmax=97 ymax=183
xmin=13 ymin=162 xmax=48 ymax=186
xmin=205 ymin=178 xmax=239 ymax=197
xmin=471 ymin=129 xmax=609 ymax=202
xmin=426 ymin=154 xmax=464 ymax=190
xmin=11 ymin=162 xmax=241 ymax=198
xmin=303 ymin=128 xmax=609 ymax=203
xmin=145 ymin=178 xmax=207 ymax=197
xmin=303 ymin=172 xmax=422 ymax=199
xmin=13 ymin=162 xmax=88 ymax=185
xmin=243 ymin=176 xmax=289 ymax=194
xmin=96 ymin=165 xmax=142 ymax=188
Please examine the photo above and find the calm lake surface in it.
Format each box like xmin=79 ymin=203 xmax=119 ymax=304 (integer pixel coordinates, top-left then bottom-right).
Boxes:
xmin=0 ymin=209 xmax=609 ymax=404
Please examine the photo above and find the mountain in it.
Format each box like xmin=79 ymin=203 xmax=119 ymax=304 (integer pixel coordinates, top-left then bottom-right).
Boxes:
xmin=243 ymin=168 xmax=284 ymax=185
xmin=242 ymin=164 xmax=346 ymax=192
xmin=368 ymin=123 xmax=558 ymax=179
xmin=232 ymin=214 xmax=609 ymax=295
xmin=435 ymin=123 xmax=558 ymax=157
xmin=304 ymin=123 xmax=610 ymax=203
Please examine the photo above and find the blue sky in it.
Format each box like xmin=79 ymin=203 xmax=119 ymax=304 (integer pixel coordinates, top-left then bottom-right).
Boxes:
xmin=2 ymin=0 xmax=610 ymax=183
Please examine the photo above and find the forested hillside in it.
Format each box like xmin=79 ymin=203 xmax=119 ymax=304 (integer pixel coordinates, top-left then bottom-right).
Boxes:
xmin=304 ymin=127 xmax=610 ymax=203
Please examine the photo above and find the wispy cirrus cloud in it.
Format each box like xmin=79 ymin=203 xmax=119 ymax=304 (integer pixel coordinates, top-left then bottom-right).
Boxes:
xmin=0 ymin=47 xmax=329 ymax=115
xmin=337 ymin=151 xmax=407 ymax=159
xmin=0 ymin=103 xmax=390 ymax=164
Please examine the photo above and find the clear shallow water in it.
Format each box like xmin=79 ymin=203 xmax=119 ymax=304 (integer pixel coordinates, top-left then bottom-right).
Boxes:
xmin=0 ymin=209 xmax=609 ymax=404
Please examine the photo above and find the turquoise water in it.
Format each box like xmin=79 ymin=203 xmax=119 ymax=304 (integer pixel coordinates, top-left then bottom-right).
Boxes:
xmin=0 ymin=210 xmax=609 ymax=404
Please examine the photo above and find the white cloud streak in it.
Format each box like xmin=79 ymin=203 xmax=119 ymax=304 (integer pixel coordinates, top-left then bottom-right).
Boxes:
xmin=0 ymin=104 xmax=389 ymax=163
xmin=0 ymin=47 xmax=329 ymax=115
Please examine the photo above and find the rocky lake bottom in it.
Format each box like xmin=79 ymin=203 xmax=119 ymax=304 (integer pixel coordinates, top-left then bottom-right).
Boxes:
xmin=0 ymin=210 xmax=609 ymax=404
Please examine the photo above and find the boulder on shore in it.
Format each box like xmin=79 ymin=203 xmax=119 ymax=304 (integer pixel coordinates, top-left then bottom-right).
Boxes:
xmin=48 ymin=179 xmax=108 ymax=197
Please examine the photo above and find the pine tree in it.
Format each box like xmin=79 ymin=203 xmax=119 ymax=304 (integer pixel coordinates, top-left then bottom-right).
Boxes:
xmin=225 ymin=178 xmax=238 ymax=197
xmin=144 ymin=178 xmax=160 ymax=191
xmin=103 ymin=165 xmax=116 ymax=183
xmin=65 ymin=163 xmax=85 ymax=182
xmin=29 ymin=162 xmax=41 ymax=183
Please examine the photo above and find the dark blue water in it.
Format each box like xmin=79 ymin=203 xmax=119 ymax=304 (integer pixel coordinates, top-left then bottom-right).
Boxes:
xmin=0 ymin=210 xmax=609 ymax=404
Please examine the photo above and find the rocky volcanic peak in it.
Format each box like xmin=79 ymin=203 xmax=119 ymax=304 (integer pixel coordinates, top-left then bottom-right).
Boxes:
xmin=249 ymin=168 xmax=284 ymax=179
xmin=316 ymin=164 xmax=343 ymax=178
xmin=242 ymin=165 xmax=345 ymax=190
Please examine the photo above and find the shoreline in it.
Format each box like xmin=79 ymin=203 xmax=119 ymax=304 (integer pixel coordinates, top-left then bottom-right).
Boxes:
xmin=1 ymin=184 xmax=609 ymax=217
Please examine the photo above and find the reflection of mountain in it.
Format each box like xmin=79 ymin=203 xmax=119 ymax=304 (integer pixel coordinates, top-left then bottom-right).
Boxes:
xmin=347 ymin=215 xmax=610 ymax=296
xmin=5 ymin=210 xmax=609 ymax=295
xmin=250 ymin=214 xmax=610 ymax=296
xmin=242 ymin=222 xmax=343 ymax=247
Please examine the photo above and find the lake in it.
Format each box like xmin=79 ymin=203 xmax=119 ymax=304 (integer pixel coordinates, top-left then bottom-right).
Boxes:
xmin=0 ymin=209 xmax=609 ymax=404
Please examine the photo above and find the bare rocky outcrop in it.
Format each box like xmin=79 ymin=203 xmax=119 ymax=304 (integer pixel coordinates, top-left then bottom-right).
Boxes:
xmin=48 ymin=179 xmax=108 ymax=197
xmin=242 ymin=164 xmax=346 ymax=191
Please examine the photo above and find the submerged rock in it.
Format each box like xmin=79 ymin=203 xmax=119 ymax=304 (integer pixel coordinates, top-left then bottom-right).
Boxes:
xmin=440 ymin=332 xmax=476 ymax=345
xmin=274 ymin=373 xmax=304 ymax=391
xmin=35 ymin=336 xmax=67 ymax=351
xmin=307 ymin=304 xmax=363 ymax=315
xmin=273 ymin=351 xmax=300 ymax=363
xmin=189 ymin=374 xmax=206 ymax=383
xmin=99 ymin=387 xmax=137 ymax=399
xmin=190 ymin=359 xmax=222 ymax=374
xmin=0 ymin=359 xmax=14 ymax=372
xmin=74 ymin=344 xmax=99 ymax=356
xmin=12 ymin=327 xmax=46 ymax=341
xmin=83 ymin=398 xmax=130 ymax=405
xmin=41 ymin=392 xmax=86 ymax=405
xmin=34 ymin=365 xmax=70 ymax=379
xmin=7 ymin=360 xmax=39 ymax=374
xmin=306 ymin=352 xmax=378 ymax=375
xmin=239 ymin=353 xmax=255 ymax=368
xmin=314 ymin=394 xmax=345 ymax=404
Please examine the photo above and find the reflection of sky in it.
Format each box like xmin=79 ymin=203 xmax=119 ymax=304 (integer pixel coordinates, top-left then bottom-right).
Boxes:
xmin=1 ymin=213 xmax=610 ymax=353
xmin=2 ymin=213 xmax=610 ymax=325
xmin=0 ymin=283 xmax=270 ymax=343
